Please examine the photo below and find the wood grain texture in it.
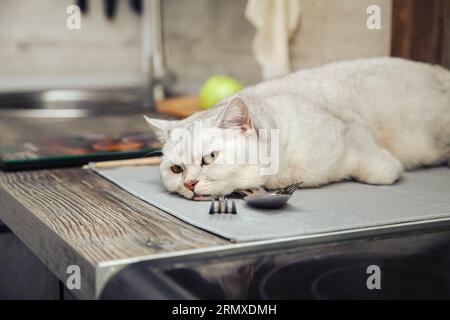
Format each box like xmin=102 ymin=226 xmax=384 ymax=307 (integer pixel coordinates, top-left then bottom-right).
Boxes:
xmin=0 ymin=168 xmax=228 ymax=299
xmin=156 ymin=96 xmax=201 ymax=118
xmin=391 ymin=0 xmax=450 ymax=67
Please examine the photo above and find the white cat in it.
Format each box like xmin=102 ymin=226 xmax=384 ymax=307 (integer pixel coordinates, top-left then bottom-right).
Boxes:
xmin=145 ymin=57 xmax=450 ymax=201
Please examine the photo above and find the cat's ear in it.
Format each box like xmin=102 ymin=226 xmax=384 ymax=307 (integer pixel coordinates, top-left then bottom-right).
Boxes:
xmin=144 ymin=116 xmax=175 ymax=142
xmin=218 ymin=96 xmax=254 ymax=135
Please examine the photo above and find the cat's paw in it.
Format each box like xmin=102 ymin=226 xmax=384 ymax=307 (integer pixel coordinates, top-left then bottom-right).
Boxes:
xmin=192 ymin=195 xmax=213 ymax=201
xmin=354 ymin=151 xmax=404 ymax=185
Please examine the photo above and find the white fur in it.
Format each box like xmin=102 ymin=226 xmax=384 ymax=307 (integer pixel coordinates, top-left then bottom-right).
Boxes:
xmin=146 ymin=57 xmax=450 ymax=200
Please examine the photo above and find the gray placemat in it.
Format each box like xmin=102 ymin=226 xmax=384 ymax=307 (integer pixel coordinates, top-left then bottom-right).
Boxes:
xmin=95 ymin=166 xmax=450 ymax=242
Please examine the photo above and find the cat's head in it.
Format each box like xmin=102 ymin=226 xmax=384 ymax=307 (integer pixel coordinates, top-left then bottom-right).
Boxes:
xmin=145 ymin=96 xmax=268 ymax=200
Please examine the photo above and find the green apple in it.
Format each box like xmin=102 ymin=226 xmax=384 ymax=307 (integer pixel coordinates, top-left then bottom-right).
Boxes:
xmin=199 ymin=75 xmax=244 ymax=109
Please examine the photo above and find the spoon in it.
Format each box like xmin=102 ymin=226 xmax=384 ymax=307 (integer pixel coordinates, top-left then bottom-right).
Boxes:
xmin=244 ymin=182 xmax=302 ymax=209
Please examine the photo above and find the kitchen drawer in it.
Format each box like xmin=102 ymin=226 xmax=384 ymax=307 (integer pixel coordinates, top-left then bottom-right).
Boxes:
xmin=0 ymin=229 xmax=60 ymax=299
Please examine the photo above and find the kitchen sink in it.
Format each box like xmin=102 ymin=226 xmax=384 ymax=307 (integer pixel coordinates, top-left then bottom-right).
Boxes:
xmin=259 ymin=252 xmax=450 ymax=299
xmin=100 ymin=227 xmax=450 ymax=299
xmin=0 ymin=89 xmax=154 ymax=118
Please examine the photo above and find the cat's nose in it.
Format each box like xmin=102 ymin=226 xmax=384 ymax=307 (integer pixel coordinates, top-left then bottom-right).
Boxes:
xmin=184 ymin=180 xmax=198 ymax=192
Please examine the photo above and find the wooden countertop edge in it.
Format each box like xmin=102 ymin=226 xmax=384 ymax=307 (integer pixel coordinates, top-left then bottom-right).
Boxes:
xmin=0 ymin=178 xmax=228 ymax=300
xmin=0 ymin=186 xmax=96 ymax=300
xmin=0 ymin=167 xmax=229 ymax=299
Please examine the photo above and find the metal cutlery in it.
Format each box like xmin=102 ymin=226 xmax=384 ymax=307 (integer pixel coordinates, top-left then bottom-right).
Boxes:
xmin=275 ymin=182 xmax=303 ymax=195
xmin=75 ymin=0 xmax=143 ymax=18
xmin=244 ymin=182 xmax=302 ymax=209
xmin=209 ymin=196 xmax=237 ymax=215
xmin=208 ymin=182 xmax=302 ymax=213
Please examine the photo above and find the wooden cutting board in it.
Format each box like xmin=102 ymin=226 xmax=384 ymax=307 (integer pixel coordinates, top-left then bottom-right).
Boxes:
xmin=156 ymin=95 xmax=202 ymax=118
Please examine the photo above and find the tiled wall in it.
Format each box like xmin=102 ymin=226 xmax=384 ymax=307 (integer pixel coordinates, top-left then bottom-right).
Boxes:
xmin=0 ymin=0 xmax=392 ymax=93
xmin=0 ymin=0 xmax=142 ymax=91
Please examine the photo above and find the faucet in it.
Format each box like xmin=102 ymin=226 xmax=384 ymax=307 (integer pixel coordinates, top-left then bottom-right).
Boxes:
xmin=142 ymin=0 xmax=173 ymax=106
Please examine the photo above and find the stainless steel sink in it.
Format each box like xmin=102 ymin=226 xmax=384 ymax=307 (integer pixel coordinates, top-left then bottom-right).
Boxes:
xmin=0 ymin=89 xmax=154 ymax=118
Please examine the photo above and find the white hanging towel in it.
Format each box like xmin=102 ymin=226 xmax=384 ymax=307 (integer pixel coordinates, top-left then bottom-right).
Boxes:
xmin=245 ymin=0 xmax=301 ymax=80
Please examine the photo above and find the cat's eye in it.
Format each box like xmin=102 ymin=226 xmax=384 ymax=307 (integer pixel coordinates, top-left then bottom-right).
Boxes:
xmin=202 ymin=151 xmax=219 ymax=166
xmin=170 ymin=165 xmax=183 ymax=174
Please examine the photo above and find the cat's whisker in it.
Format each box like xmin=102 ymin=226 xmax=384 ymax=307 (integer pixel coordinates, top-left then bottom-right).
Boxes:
xmin=143 ymin=149 xmax=163 ymax=157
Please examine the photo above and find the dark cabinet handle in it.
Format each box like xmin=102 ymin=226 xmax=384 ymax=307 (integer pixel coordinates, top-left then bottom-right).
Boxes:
xmin=129 ymin=0 xmax=143 ymax=15
xmin=104 ymin=0 xmax=118 ymax=20
xmin=76 ymin=0 xmax=88 ymax=14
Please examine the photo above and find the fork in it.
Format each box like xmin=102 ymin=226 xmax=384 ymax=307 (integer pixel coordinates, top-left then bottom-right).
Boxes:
xmin=209 ymin=196 xmax=237 ymax=214
xmin=275 ymin=182 xmax=303 ymax=195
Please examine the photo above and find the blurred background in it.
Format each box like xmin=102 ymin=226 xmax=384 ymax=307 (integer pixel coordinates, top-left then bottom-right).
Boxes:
xmin=0 ymin=0 xmax=448 ymax=158
xmin=0 ymin=0 xmax=393 ymax=93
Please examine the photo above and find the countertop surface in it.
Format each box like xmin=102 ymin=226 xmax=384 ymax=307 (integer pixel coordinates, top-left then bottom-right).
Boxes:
xmin=1 ymin=114 xmax=449 ymax=299
xmin=0 ymin=115 xmax=231 ymax=299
